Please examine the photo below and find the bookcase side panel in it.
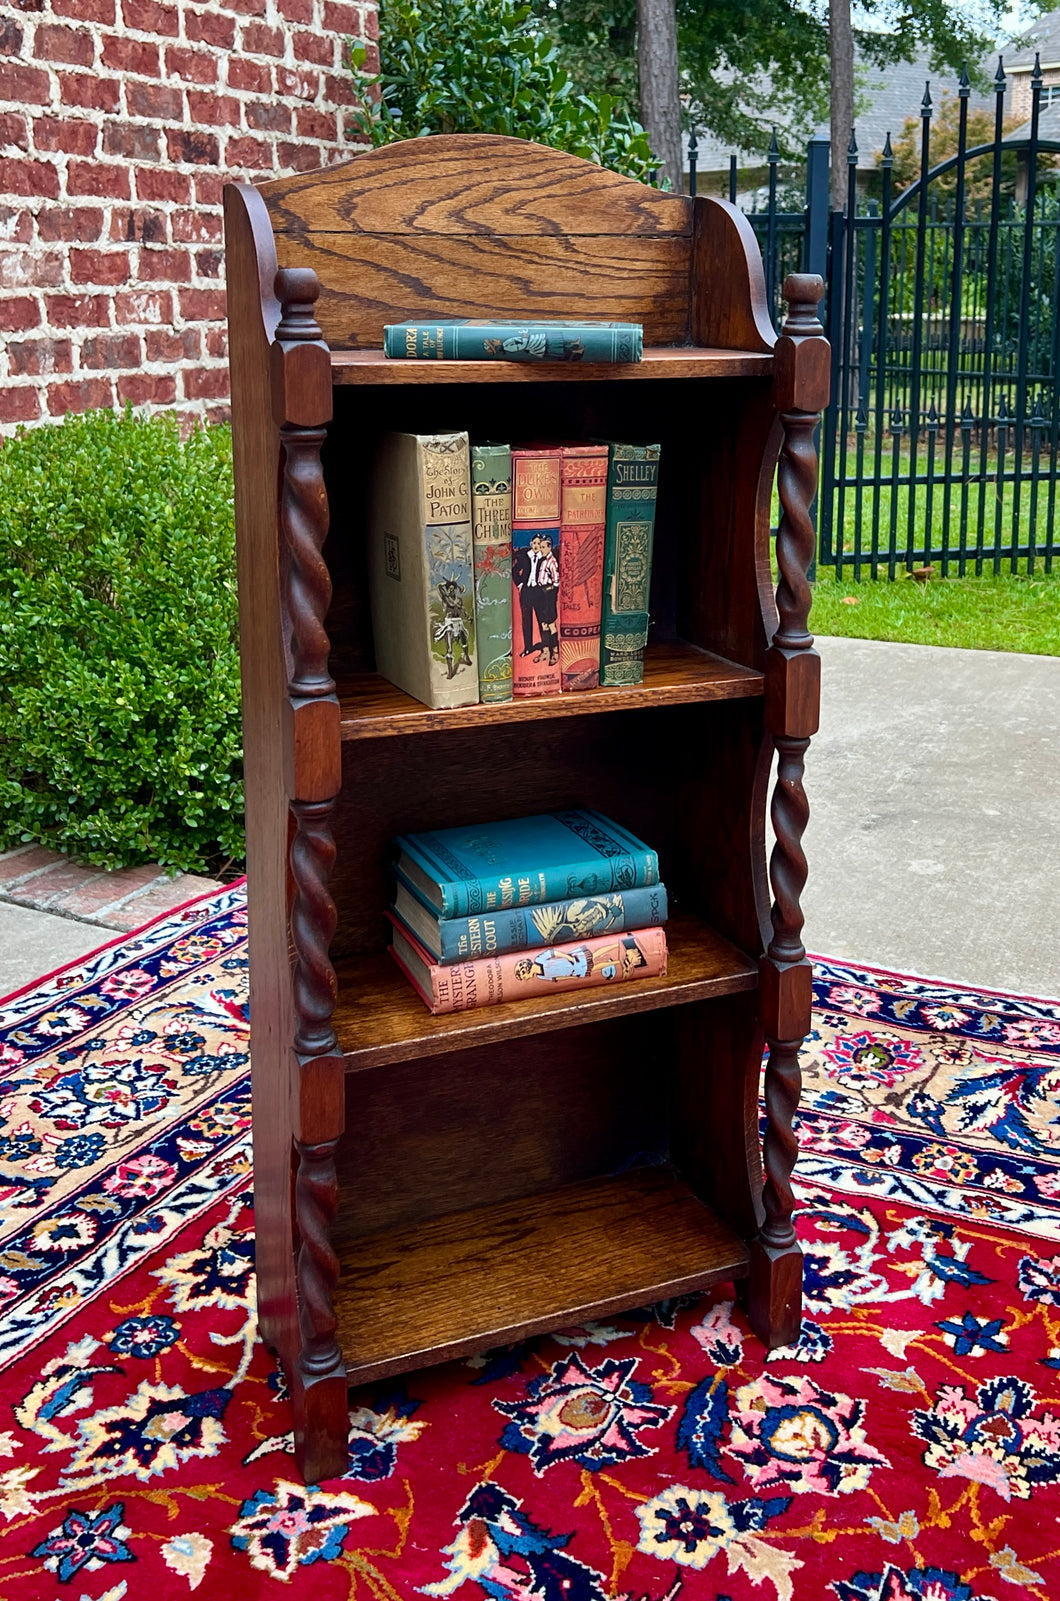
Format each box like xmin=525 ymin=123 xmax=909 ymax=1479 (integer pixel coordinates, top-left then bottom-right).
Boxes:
xmin=676 ymin=380 xmax=779 ymax=672
xmin=223 ymin=184 xmax=297 ymax=1360
xmin=690 ymin=196 xmax=776 ymax=355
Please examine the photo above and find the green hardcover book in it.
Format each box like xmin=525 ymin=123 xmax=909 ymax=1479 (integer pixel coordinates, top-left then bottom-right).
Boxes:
xmin=471 ymin=442 xmax=513 ymax=704
xmin=600 ymin=443 xmax=661 ymax=687
xmin=366 ymin=431 xmax=478 ymax=710
xmin=383 ymin=320 xmax=643 ymax=363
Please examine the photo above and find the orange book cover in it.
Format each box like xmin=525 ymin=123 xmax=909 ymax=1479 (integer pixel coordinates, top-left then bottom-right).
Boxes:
xmin=559 ymin=443 xmax=608 ymax=691
xmin=388 ymin=915 xmax=668 ymax=1015
xmin=511 ymin=447 xmax=563 ymax=697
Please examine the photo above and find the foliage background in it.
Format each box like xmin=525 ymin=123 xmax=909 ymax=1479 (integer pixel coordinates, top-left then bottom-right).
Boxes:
xmin=349 ymin=0 xmax=660 ymax=183
xmin=0 ymin=409 xmax=242 ymax=874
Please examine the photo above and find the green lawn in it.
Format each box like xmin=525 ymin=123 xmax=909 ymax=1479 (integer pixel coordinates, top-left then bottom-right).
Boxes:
xmin=809 ymin=564 xmax=1060 ymax=655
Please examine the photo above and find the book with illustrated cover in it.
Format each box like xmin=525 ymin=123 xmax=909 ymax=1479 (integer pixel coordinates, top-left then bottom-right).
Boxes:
xmin=393 ymin=809 xmax=660 ymax=919
xmin=511 ymin=447 xmax=562 ymax=698
xmin=383 ymin=320 xmax=643 ymax=363
xmin=559 ymin=444 xmax=609 ymax=692
xmin=367 ymin=431 xmax=478 ymax=710
xmin=392 ymin=878 xmax=668 ymax=964
xmin=600 ymin=442 xmax=661 ymax=687
xmin=389 ymin=916 xmax=668 ymax=1014
xmin=471 ymin=442 xmax=513 ymax=704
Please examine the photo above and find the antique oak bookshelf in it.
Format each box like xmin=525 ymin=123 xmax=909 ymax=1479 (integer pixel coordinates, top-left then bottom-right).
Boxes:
xmin=223 ymin=134 xmax=827 ymax=1484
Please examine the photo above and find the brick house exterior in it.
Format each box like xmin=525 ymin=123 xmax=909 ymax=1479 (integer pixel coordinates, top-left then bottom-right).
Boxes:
xmin=0 ymin=0 xmax=377 ymax=432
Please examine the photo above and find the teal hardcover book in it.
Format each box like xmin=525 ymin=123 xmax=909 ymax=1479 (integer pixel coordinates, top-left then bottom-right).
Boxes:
xmin=383 ymin=321 xmax=643 ymax=364
xmin=392 ymin=878 xmax=669 ymax=964
xmin=393 ymin=810 xmax=660 ymax=919
xmin=600 ymin=442 xmax=661 ymax=686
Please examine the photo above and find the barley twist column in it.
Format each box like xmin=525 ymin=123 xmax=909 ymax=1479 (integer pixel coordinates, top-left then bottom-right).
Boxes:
xmin=749 ymin=273 xmax=829 ymax=1347
xmin=272 ymin=266 xmax=348 ymax=1482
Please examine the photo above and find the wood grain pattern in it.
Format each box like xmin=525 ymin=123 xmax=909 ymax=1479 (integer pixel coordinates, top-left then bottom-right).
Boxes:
xmin=274 ymin=230 xmax=692 ymax=351
xmin=263 ymin=133 xmax=691 ymax=238
xmin=338 ymin=640 xmax=762 ymax=739
xmin=330 ymin=346 xmax=774 ymax=385
xmin=332 ymin=915 xmax=757 ymax=1070
xmin=332 ymin=1167 xmax=749 ymax=1385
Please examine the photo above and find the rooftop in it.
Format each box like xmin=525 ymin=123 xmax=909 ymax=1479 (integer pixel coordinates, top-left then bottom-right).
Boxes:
xmin=1008 ymin=10 xmax=1060 ymax=70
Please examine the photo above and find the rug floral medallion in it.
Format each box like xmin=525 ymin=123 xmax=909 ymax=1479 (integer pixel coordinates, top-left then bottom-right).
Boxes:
xmin=1 ymin=892 xmax=1059 ymax=1600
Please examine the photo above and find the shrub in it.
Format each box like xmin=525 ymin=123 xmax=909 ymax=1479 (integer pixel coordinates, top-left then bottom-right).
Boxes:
xmin=0 ymin=408 xmax=242 ymax=874
xmin=349 ymin=0 xmax=660 ymax=185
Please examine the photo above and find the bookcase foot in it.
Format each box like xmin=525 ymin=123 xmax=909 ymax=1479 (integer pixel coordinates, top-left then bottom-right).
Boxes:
xmin=747 ymin=1238 xmax=803 ymax=1348
xmin=291 ymin=1368 xmax=349 ymax=1485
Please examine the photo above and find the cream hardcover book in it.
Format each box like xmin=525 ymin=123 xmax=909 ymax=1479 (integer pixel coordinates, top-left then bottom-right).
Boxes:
xmin=367 ymin=431 xmax=479 ymax=709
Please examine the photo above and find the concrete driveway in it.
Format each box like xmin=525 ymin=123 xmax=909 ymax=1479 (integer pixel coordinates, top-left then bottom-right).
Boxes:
xmin=802 ymin=635 xmax=1060 ymax=997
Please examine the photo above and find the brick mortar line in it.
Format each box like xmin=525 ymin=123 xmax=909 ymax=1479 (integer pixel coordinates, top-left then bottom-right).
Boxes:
xmin=0 ymin=0 xmax=375 ymax=427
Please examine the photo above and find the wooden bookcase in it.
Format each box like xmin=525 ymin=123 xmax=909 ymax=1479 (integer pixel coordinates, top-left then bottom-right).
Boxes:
xmin=223 ymin=134 xmax=827 ymax=1484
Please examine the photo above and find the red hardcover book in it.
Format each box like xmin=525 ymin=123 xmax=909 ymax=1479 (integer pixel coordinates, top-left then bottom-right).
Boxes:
xmin=511 ymin=447 xmax=563 ymax=697
xmin=388 ymin=912 xmax=668 ymax=1015
xmin=559 ymin=443 xmax=609 ymax=691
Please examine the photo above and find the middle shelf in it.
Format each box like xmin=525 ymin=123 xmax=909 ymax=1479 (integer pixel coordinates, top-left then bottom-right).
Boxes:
xmin=332 ymin=914 xmax=758 ymax=1071
xmin=336 ymin=639 xmax=763 ymax=740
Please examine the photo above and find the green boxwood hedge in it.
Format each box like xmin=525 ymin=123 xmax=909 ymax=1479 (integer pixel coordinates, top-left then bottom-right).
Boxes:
xmin=0 ymin=408 xmax=243 ymax=874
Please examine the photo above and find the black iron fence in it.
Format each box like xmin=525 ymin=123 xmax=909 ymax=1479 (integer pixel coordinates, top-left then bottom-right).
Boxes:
xmin=691 ymin=58 xmax=1060 ymax=578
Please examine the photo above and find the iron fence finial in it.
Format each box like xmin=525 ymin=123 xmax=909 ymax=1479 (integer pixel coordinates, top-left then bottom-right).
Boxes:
xmin=921 ymin=82 xmax=933 ymax=117
xmin=995 ymin=55 xmax=1007 ymax=92
xmin=959 ymin=62 xmax=970 ymax=98
xmin=847 ymin=127 xmax=858 ymax=161
xmin=882 ymin=132 xmax=893 ymax=167
xmin=1032 ymin=52 xmax=1043 ymax=89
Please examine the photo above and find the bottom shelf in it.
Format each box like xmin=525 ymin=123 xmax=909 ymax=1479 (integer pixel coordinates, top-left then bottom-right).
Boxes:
xmin=333 ymin=1167 xmax=749 ymax=1385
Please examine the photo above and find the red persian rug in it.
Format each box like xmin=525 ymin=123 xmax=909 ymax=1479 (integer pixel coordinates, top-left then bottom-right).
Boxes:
xmin=1 ymin=888 xmax=1059 ymax=1600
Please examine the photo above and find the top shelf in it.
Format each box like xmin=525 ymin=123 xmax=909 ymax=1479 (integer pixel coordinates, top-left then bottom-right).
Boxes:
xmin=330 ymin=345 xmax=774 ymax=386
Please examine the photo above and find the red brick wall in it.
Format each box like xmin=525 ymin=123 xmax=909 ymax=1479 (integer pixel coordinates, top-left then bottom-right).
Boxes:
xmin=0 ymin=0 xmax=376 ymax=431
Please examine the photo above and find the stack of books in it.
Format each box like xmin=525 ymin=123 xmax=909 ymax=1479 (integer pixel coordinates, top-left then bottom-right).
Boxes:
xmin=387 ymin=809 xmax=669 ymax=1016
xmin=367 ymin=432 xmax=661 ymax=712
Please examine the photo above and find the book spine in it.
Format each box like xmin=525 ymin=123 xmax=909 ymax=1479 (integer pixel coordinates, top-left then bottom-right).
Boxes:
xmin=434 ymin=882 xmax=668 ymax=963
xmin=421 ymin=434 xmax=478 ymax=704
xmin=559 ymin=444 xmax=608 ymax=692
xmin=511 ymin=449 xmax=562 ymax=699
xmin=423 ymin=926 xmax=668 ymax=1013
xmin=383 ymin=324 xmax=643 ymax=362
xmin=470 ymin=443 xmax=513 ymax=704
xmin=600 ymin=443 xmax=661 ymax=687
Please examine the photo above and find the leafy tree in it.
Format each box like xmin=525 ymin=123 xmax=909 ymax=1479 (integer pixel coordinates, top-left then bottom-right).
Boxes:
xmin=532 ymin=0 xmax=1007 ymax=186
xmin=349 ymin=0 xmax=660 ymax=184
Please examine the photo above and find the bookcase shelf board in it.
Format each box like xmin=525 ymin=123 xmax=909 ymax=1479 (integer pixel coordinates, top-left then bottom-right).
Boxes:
xmin=331 ymin=1167 xmax=749 ymax=1386
xmin=332 ymin=914 xmax=757 ymax=1071
xmin=337 ymin=641 xmax=763 ymax=739
xmin=330 ymin=346 xmax=775 ymax=384
xmin=223 ymin=131 xmax=828 ymax=1484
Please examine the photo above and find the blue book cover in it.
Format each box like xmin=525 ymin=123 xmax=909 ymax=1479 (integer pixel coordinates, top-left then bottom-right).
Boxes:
xmin=394 ymin=809 xmax=660 ymax=919
xmin=383 ymin=321 xmax=643 ymax=363
xmin=393 ymin=878 xmax=668 ymax=964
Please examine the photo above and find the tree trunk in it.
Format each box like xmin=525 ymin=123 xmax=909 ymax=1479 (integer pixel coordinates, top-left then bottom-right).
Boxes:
xmin=829 ymin=0 xmax=854 ymax=210
xmin=637 ymin=0 xmax=682 ymax=192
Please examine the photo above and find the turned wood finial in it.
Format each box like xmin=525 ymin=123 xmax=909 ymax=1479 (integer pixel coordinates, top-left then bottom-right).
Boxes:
xmin=781 ymin=273 xmax=824 ymax=338
xmin=275 ymin=266 xmax=323 ymax=343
